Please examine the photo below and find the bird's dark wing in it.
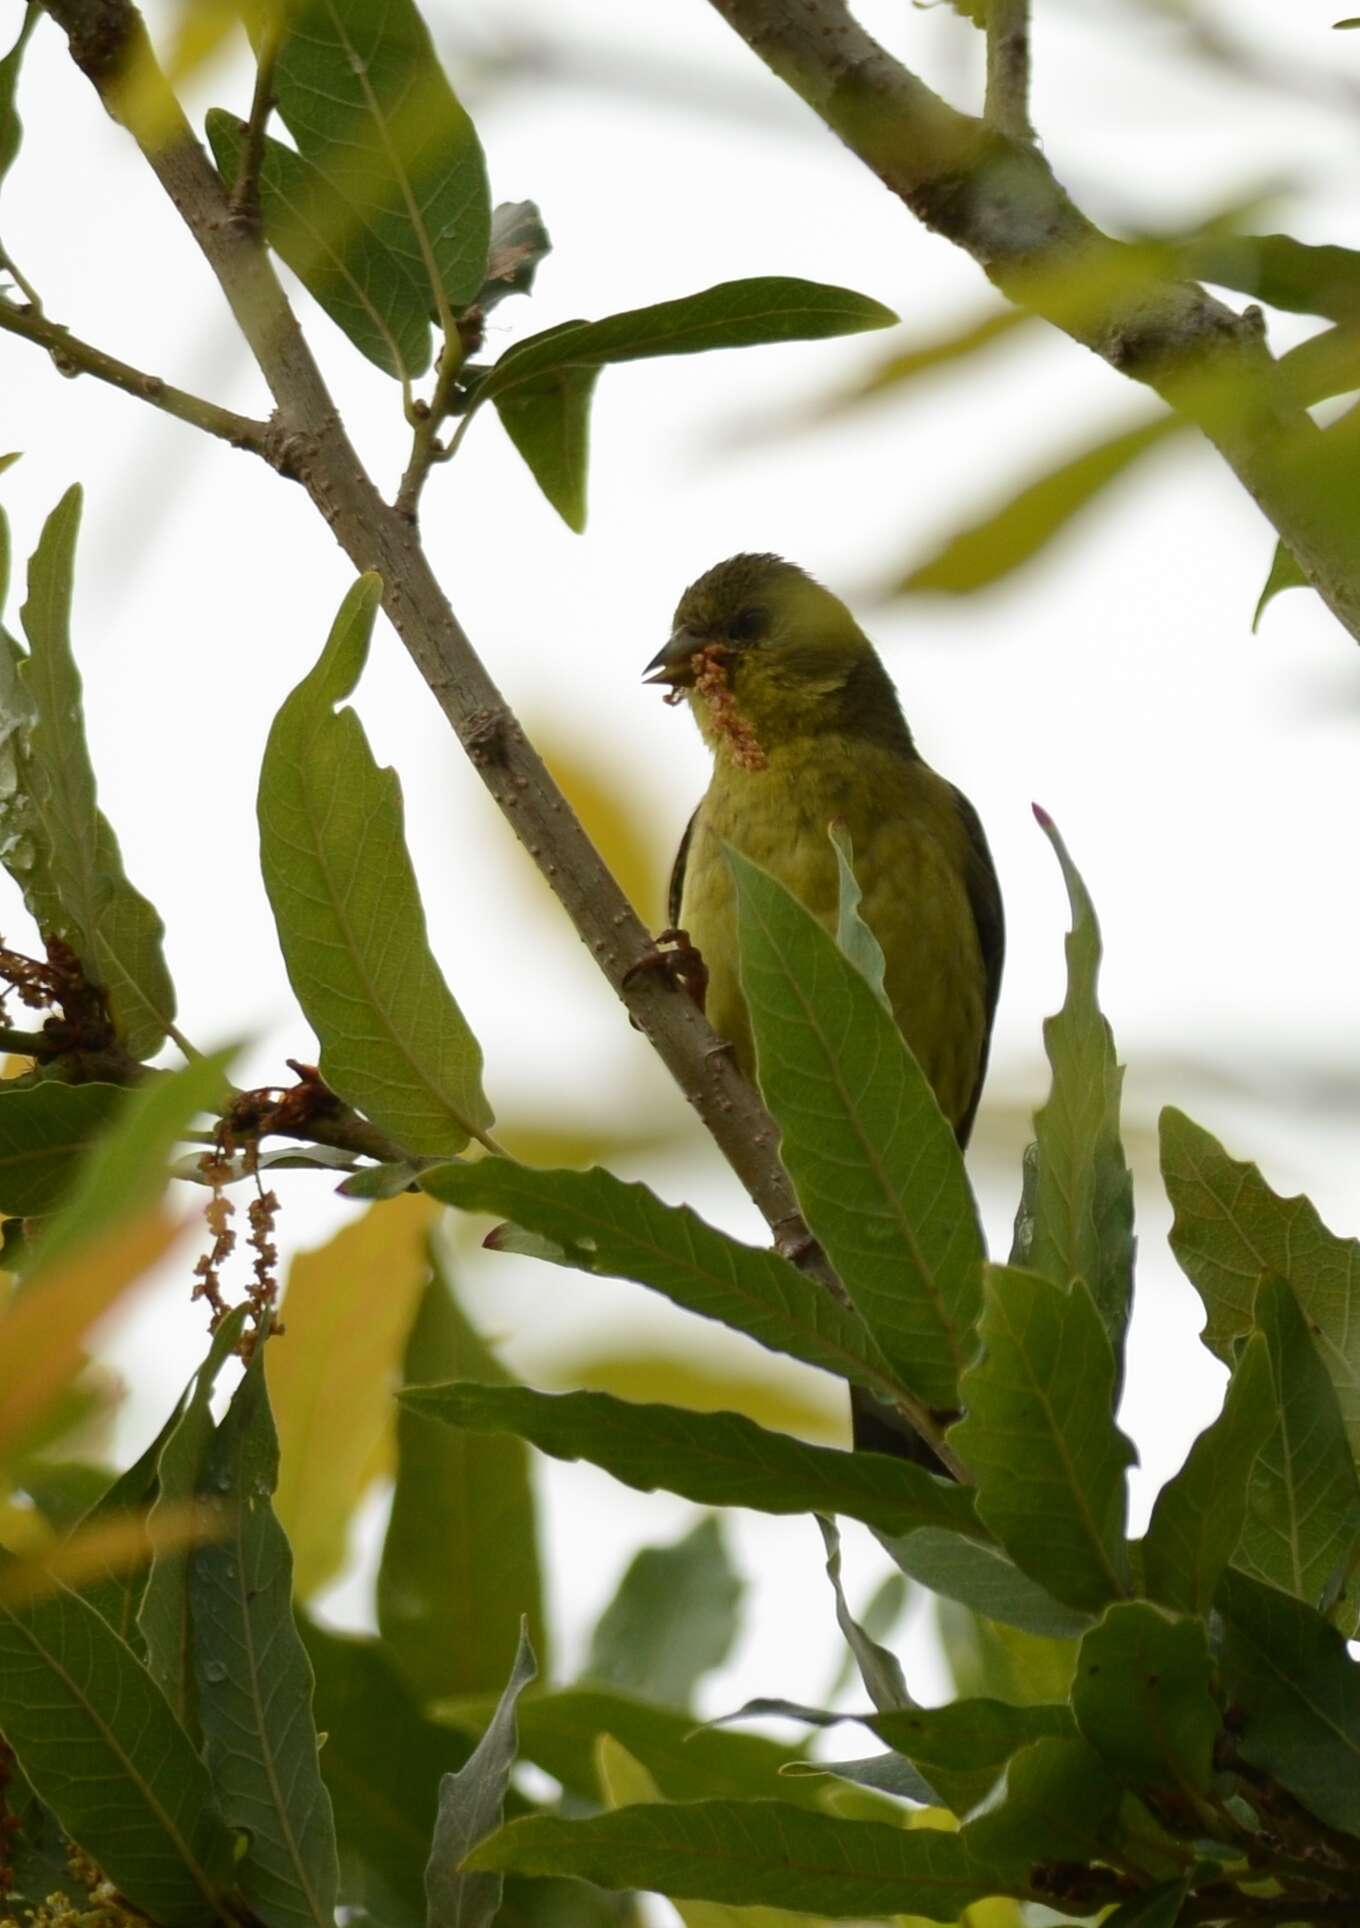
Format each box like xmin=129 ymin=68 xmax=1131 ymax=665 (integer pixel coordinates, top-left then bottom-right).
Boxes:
xmin=949 ymin=782 xmax=1005 ymax=1150
xmin=667 ymin=807 xmax=699 ymax=930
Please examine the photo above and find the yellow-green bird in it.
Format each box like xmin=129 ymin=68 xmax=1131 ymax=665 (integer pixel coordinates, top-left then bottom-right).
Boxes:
xmin=645 ymin=555 xmax=1004 ymax=1457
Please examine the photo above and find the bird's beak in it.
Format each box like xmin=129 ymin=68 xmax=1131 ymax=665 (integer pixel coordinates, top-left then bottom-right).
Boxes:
xmin=643 ymin=625 xmax=705 ymax=688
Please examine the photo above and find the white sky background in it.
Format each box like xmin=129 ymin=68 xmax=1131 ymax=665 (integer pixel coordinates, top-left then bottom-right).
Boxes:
xmin=6 ymin=0 xmax=1360 ymax=1712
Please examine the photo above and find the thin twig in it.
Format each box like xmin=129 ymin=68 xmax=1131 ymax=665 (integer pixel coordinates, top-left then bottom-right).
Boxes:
xmin=983 ymin=0 xmax=1033 ymax=140
xmin=0 ymin=243 xmax=43 ymax=314
xmin=228 ymin=21 xmax=281 ymax=229
xmin=0 ymin=296 xmax=275 ymax=458
xmin=394 ymin=333 xmax=470 ymax=520
xmin=0 ymin=1027 xmax=49 ymax=1057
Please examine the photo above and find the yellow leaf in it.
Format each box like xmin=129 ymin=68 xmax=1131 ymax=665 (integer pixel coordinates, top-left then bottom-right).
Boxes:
xmin=0 ymin=1493 xmax=52 ymax=1557
xmin=0 ymin=1209 xmax=178 ymax=1472
xmin=269 ymin=1192 xmax=438 ymax=1599
xmin=595 ymin=1733 xmax=664 ymax=1808
xmin=0 ymin=1499 xmax=215 ymax=1610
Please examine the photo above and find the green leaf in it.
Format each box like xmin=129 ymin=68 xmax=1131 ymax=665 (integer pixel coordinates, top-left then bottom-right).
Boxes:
xmin=1237 ymin=1272 xmax=1360 ymax=1625
xmin=966 ymin=1736 xmax=1124 ymax=1869
xmin=1015 ymin=810 xmax=1134 ymax=1356
xmin=815 ymin=1515 xmax=911 ymax=1712
xmin=1217 ymin=1567 xmax=1360 ymax=1836
xmin=594 ymin=1738 xmax=822 ymax=1928
xmin=497 ymin=1874 xmax=633 ymax=1928
xmin=950 ymin=1265 xmax=1135 ymax=1613
xmin=493 ymin=366 xmax=599 ymax=531
xmin=1071 ymin=1602 xmax=1218 ymax=1797
xmin=0 ymin=5 xmax=38 ymax=192
xmin=723 ymin=1693 xmax=1076 ymax=1820
xmin=266 ymin=0 xmax=491 ymax=317
xmin=14 ymin=486 xmax=176 ymax=1058
xmin=817 ymin=305 xmax=1029 ymax=416
xmin=439 ymin=1684 xmax=831 ymax=1809
xmin=728 ymin=846 xmax=983 ymax=1413
xmin=16 ymin=1458 xmax=115 ymax=1532
xmin=0 ymin=1574 xmax=235 ymax=1924
xmin=257 ymin=575 xmax=494 ymax=1157
xmin=425 ymin=1624 xmax=537 ymax=1928
xmin=937 ymin=1606 xmax=1078 ymax=1717
xmin=0 ymin=1081 xmax=127 ymax=1216
xmin=1182 ymin=231 xmax=1360 ymax=320
xmin=299 ymin=1616 xmax=472 ymax=1923
xmin=587 ymin=1516 xmax=741 ymax=1709
xmin=378 ymin=1263 xmax=546 ymax=1700
xmin=882 ymin=1525 xmax=1091 ymax=1640
xmin=335 ymin=1156 xmax=425 ymax=1198
xmin=269 ymin=1192 xmax=436 ymax=1599
xmin=137 ymin=1305 xmax=249 ymax=1730
xmin=399 ymin=1382 xmax=983 ymax=1540
xmin=420 ymin=1158 xmax=906 ymax=1411
xmin=173 ymin=1142 xmax=362 ymax=1184
xmin=206 ymin=109 xmax=432 ymax=382
xmin=485 ymin=278 xmax=897 ymax=394
xmin=1143 ymin=1333 xmax=1274 ymax=1615
xmin=824 ymin=1569 xmax=910 ymax=1705
xmin=1102 ymin=1882 xmax=1191 ymax=1928
xmin=4 ymin=1768 xmax=72 ymax=1910
xmin=896 ymin=414 xmax=1184 ymax=594
xmin=828 ymin=821 xmax=889 ymax=1010
xmin=874 ymin=1702 xmax=1076 ymax=1819
xmin=480 ymin=279 xmax=896 ymax=525
xmin=785 ymin=1750 xmax=935 ymax=1804
xmin=1252 ymin=538 xmax=1308 ymax=628
xmin=65 ymin=1398 xmax=181 ymax=1645
xmin=190 ymin=1348 xmax=340 ymax=1928
xmin=1161 ymin=1107 xmax=1360 ymax=1459
xmin=1277 ymin=322 xmax=1360 ymax=408
xmin=30 ymin=1050 xmax=232 ymax=1282
xmin=466 ymin=1802 xmax=1016 ymax=1918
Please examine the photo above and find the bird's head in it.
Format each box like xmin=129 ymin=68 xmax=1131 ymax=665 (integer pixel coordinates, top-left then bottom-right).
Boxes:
xmin=644 ymin=553 xmax=903 ymax=761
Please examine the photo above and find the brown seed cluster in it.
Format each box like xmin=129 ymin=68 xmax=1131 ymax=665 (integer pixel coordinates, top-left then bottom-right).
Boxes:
xmin=689 ymin=644 xmax=767 ymax=773
xmin=191 ymin=1140 xmax=282 ymax=1359
xmin=191 ymin=1151 xmax=236 ymax=1329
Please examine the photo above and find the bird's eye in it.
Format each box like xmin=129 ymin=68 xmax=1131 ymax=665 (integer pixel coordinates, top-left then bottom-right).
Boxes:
xmin=728 ymin=605 xmax=768 ymax=645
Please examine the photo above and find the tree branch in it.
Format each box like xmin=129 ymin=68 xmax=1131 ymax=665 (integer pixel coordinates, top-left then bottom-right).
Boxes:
xmin=0 ymin=295 xmax=276 ymax=458
xmin=703 ymin=0 xmax=1360 ymax=645
xmin=984 ymin=0 xmax=1032 ymax=141
xmin=227 ymin=18 xmax=280 ymax=229
xmin=32 ymin=0 xmax=966 ymax=1473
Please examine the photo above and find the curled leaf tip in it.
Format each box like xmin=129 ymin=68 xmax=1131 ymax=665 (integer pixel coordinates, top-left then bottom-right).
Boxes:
xmin=1031 ymin=801 xmax=1054 ymax=830
xmin=483 ymin=1223 xmax=507 ymax=1251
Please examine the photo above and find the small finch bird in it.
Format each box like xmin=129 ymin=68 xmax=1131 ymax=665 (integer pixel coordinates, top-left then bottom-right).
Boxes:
xmin=645 ymin=554 xmax=1004 ymax=1462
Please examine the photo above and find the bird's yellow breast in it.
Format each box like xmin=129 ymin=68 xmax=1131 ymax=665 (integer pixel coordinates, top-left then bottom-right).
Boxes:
xmin=678 ymin=738 xmax=988 ymax=1130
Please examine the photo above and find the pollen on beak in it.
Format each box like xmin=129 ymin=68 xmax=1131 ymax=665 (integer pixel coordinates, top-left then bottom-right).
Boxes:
xmin=643 ymin=625 xmax=706 ymax=688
